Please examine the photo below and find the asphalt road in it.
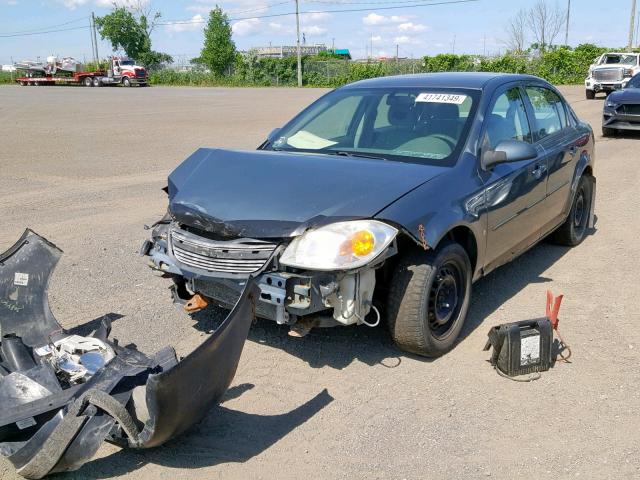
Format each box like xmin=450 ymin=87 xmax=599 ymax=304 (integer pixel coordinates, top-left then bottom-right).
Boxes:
xmin=0 ymin=84 xmax=638 ymax=480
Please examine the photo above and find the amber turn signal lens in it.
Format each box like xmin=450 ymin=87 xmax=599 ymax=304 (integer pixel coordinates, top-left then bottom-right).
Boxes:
xmin=351 ymin=230 xmax=375 ymax=257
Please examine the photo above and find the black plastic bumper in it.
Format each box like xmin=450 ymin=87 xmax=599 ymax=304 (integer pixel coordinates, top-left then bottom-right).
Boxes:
xmin=0 ymin=230 xmax=258 ymax=478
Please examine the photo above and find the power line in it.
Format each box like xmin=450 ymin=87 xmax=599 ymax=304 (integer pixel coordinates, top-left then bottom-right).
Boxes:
xmin=304 ymin=0 xmax=453 ymax=5
xmin=228 ymin=0 xmax=294 ymax=15
xmin=158 ymin=0 xmax=479 ymax=25
xmin=0 ymin=16 xmax=88 ymax=36
xmin=0 ymin=25 xmax=90 ymax=38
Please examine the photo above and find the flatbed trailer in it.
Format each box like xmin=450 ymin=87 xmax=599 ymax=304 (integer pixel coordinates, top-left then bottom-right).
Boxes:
xmin=16 ymin=63 xmax=148 ymax=87
xmin=16 ymin=71 xmax=105 ymax=87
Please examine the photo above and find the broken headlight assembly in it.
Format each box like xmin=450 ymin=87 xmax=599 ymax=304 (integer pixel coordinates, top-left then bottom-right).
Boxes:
xmin=279 ymin=220 xmax=398 ymax=271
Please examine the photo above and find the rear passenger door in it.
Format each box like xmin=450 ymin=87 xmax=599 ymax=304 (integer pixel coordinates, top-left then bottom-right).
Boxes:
xmin=522 ymin=85 xmax=579 ymax=230
xmin=482 ymin=85 xmax=549 ymax=271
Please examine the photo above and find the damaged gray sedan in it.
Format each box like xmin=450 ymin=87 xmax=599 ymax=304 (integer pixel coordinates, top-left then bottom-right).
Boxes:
xmin=143 ymin=73 xmax=596 ymax=357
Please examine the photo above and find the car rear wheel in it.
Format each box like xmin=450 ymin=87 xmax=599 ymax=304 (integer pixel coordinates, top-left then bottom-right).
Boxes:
xmin=586 ymin=89 xmax=596 ymax=100
xmin=387 ymin=243 xmax=471 ymax=357
xmin=549 ymin=175 xmax=593 ymax=246
xmin=83 ymin=77 xmax=93 ymax=87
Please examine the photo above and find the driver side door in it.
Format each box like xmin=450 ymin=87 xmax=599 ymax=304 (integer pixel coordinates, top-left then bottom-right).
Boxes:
xmin=481 ymin=85 xmax=548 ymax=273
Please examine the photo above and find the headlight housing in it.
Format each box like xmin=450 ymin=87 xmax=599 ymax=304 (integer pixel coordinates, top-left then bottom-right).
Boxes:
xmin=280 ymin=220 xmax=398 ymax=271
xmin=605 ymin=98 xmax=618 ymax=108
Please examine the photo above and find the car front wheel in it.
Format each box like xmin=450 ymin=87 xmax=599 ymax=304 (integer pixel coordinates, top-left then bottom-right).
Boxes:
xmin=586 ymin=89 xmax=595 ymax=100
xmin=387 ymin=243 xmax=471 ymax=357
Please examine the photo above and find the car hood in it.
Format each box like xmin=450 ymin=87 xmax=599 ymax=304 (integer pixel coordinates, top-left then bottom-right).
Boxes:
xmin=167 ymin=148 xmax=447 ymax=238
xmin=609 ymin=88 xmax=640 ymax=103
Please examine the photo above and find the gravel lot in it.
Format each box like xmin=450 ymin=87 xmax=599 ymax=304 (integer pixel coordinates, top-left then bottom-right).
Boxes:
xmin=0 ymin=84 xmax=639 ymax=480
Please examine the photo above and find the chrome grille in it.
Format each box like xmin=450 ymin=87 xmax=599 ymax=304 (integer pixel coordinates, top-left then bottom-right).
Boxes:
xmin=171 ymin=228 xmax=277 ymax=274
xmin=593 ymin=68 xmax=623 ymax=82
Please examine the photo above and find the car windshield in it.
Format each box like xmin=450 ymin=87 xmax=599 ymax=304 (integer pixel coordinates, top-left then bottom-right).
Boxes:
xmin=120 ymin=60 xmax=135 ymax=66
xmin=603 ymin=54 xmax=637 ymax=65
xmin=268 ymin=87 xmax=479 ymax=165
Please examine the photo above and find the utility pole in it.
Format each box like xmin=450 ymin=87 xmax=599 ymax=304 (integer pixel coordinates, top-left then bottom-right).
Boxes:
xmin=483 ymin=34 xmax=486 ymax=56
xmin=636 ymin=10 xmax=640 ymax=46
xmin=396 ymin=44 xmax=399 ymax=63
xmin=91 ymin=12 xmax=99 ymax=64
xmin=89 ymin=16 xmax=96 ymax=64
xmin=370 ymin=33 xmax=373 ymax=60
xmin=452 ymin=35 xmax=456 ymax=54
xmin=629 ymin=0 xmax=637 ymax=50
xmin=295 ymin=0 xmax=302 ymax=87
xmin=564 ymin=0 xmax=571 ymax=46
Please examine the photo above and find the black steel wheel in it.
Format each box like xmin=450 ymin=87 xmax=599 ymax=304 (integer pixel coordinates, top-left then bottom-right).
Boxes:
xmin=387 ymin=242 xmax=472 ymax=357
xmin=549 ymin=174 xmax=593 ymax=246
xmin=428 ymin=262 xmax=464 ymax=339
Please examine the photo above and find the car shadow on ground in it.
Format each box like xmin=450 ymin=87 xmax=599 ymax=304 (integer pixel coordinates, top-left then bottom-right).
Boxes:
xmin=604 ymin=130 xmax=640 ymax=140
xmin=68 ymin=384 xmax=333 ymax=479
xmin=192 ymin=233 xmax=596 ymax=371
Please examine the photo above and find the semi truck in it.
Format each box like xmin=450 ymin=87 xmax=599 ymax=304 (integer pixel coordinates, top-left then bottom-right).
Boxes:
xmin=15 ymin=56 xmax=148 ymax=87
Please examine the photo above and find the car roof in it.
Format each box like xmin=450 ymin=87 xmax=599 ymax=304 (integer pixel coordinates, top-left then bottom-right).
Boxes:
xmin=341 ymin=72 xmax=543 ymax=90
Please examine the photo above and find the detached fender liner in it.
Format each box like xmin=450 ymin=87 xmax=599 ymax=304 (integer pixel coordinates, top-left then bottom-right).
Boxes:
xmin=0 ymin=230 xmax=258 ymax=478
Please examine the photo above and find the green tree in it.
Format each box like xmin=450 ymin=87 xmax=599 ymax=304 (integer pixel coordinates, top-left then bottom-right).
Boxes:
xmin=195 ymin=7 xmax=236 ymax=76
xmin=95 ymin=3 xmax=172 ymax=70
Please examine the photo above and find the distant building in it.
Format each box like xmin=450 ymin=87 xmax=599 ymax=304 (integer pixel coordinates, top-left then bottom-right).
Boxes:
xmin=251 ymin=44 xmax=328 ymax=58
xmin=2 ymin=64 xmax=16 ymax=72
xmin=333 ymin=49 xmax=352 ymax=60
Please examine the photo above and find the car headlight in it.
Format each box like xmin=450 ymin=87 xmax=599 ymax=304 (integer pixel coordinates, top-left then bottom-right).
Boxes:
xmin=605 ymin=98 xmax=618 ymax=108
xmin=280 ymin=220 xmax=398 ymax=270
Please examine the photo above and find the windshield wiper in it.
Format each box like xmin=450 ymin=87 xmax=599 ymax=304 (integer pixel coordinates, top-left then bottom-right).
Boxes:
xmin=324 ymin=151 xmax=387 ymax=161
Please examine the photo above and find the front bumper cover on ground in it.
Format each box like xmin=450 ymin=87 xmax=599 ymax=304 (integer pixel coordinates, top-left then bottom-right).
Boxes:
xmin=0 ymin=230 xmax=258 ymax=478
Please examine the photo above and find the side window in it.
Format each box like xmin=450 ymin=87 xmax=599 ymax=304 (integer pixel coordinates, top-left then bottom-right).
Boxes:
xmin=485 ymin=87 xmax=532 ymax=149
xmin=524 ymin=86 xmax=566 ymax=139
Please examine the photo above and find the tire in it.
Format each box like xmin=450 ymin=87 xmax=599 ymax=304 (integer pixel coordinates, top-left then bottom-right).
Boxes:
xmin=586 ymin=89 xmax=596 ymax=100
xmin=387 ymin=243 xmax=472 ymax=357
xmin=602 ymin=126 xmax=615 ymax=137
xmin=122 ymin=77 xmax=131 ymax=87
xmin=549 ymin=175 xmax=593 ymax=246
xmin=83 ymin=76 xmax=93 ymax=87
xmin=93 ymin=77 xmax=101 ymax=87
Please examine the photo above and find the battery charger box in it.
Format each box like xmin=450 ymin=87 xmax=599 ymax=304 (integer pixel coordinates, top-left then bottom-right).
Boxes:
xmin=484 ymin=318 xmax=554 ymax=377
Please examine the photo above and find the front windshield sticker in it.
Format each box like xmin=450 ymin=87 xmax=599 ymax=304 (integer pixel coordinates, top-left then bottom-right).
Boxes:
xmin=415 ymin=93 xmax=468 ymax=104
xmin=286 ymin=130 xmax=338 ymax=150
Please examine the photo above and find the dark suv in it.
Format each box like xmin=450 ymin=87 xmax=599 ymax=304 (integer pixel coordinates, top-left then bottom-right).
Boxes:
xmin=144 ymin=73 xmax=596 ymax=357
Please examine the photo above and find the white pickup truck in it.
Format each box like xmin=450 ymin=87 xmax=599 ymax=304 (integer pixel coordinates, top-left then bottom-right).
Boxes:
xmin=585 ymin=52 xmax=640 ymax=99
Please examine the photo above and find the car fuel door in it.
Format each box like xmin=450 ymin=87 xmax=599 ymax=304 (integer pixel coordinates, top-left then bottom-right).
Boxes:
xmin=480 ymin=85 xmax=549 ymax=272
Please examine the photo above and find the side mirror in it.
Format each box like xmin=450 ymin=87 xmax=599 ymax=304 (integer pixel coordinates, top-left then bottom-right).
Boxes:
xmin=482 ymin=139 xmax=537 ymax=169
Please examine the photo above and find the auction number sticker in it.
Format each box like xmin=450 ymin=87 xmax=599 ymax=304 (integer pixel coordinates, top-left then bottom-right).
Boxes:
xmin=415 ymin=93 xmax=467 ymax=104
xmin=14 ymin=272 xmax=29 ymax=286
